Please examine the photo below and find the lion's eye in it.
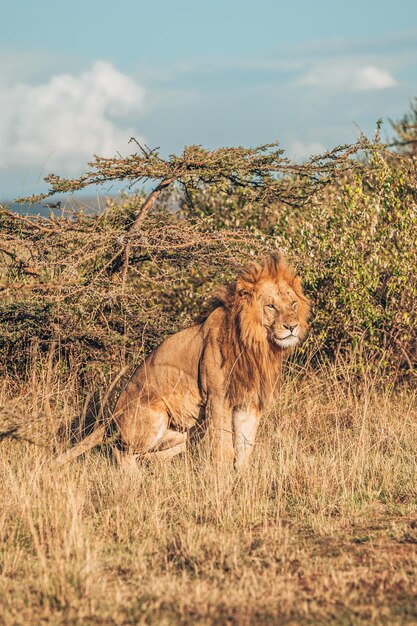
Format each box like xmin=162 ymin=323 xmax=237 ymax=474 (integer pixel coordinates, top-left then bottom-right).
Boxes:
xmin=292 ymin=301 xmax=298 ymax=311
xmin=266 ymin=304 xmax=275 ymax=311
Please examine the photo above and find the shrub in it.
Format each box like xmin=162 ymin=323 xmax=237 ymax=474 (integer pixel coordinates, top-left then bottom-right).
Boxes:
xmin=180 ymin=146 xmax=417 ymax=373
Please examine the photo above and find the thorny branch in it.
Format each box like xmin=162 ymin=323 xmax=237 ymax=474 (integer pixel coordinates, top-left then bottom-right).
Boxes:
xmin=18 ymin=137 xmax=371 ymax=211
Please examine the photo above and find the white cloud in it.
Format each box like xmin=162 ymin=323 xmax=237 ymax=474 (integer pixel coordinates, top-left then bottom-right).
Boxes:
xmin=353 ymin=66 xmax=396 ymax=90
xmin=0 ymin=61 xmax=145 ymax=171
xmin=299 ymin=63 xmax=396 ymax=91
xmin=289 ymin=141 xmax=325 ymax=161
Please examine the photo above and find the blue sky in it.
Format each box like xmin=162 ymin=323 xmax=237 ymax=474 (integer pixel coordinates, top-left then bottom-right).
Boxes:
xmin=1 ymin=0 xmax=417 ymax=199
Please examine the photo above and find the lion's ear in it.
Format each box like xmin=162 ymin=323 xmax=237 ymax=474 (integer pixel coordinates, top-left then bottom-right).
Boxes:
xmin=292 ymin=275 xmax=302 ymax=291
xmin=236 ymin=278 xmax=255 ymax=298
xmin=292 ymin=275 xmax=308 ymax=301
xmin=292 ymin=275 xmax=310 ymax=316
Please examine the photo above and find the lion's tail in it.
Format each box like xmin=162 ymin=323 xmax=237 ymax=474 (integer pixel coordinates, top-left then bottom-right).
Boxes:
xmin=56 ymin=423 xmax=107 ymax=465
xmin=56 ymin=366 xmax=129 ymax=465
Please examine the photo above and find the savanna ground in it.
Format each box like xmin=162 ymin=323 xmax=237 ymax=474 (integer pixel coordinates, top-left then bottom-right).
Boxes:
xmin=1 ymin=356 xmax=416 ymax=626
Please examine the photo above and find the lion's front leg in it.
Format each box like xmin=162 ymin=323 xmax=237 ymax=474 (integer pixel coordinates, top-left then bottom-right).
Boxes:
xmin=232 ymin=405 xmax=260 ymax=470
xmin=206 ymin=396 xmax=234 ymax=470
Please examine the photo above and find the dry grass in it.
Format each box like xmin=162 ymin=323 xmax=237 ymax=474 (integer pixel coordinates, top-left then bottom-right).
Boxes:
xmin=0 ymin=360 xmax=416 ymax=625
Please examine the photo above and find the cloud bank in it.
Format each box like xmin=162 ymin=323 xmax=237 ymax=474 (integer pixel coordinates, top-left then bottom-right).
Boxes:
xmin=0 ymin=61 xmax=145 ymax=171
xmin=299 ymin=63 xmax=396 ymax=91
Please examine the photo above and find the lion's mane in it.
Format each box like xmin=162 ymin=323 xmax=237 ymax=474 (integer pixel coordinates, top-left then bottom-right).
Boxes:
xmin=203 ymin=254 xmax=310 ymax=407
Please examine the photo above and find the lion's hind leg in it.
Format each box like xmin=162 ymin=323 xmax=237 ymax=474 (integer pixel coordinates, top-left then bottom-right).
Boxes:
xmin=118 ymin=399 xmax=169 ymax=457
xmin=118 ymin=398 xmax=188 ymax=462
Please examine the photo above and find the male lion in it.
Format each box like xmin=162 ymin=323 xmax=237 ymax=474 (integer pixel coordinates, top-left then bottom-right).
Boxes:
xmin=58 ymin=254 xmax=309 ymax=468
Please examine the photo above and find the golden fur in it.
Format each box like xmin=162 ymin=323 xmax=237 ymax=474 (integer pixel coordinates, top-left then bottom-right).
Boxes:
xmin=57 ymin=254 xmax=310 ymax=468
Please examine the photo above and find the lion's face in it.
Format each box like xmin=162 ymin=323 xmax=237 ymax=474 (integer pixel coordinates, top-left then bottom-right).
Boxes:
xmin=221 ymin=253 xmax=310 ymax=356
xmin=256 ymin=279 xmax=307 ymax=349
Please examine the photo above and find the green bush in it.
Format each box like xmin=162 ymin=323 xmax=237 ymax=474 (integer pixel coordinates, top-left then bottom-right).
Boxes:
xmin=282 ymin=151 xmax=417 ymax=370
xmin=180 ymin=147 xmax=417 ymax=372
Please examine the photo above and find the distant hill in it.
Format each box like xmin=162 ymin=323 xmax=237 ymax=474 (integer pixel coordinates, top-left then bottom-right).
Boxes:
xmin=2 ymin=196 xmax=110 ymax=217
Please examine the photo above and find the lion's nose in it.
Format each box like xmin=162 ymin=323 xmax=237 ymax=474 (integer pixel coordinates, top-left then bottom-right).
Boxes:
xmin=284 ymin=323 xmax=298 ymax=333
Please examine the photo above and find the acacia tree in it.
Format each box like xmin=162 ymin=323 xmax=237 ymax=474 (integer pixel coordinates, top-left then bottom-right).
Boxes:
xmin=22 ymin=139 xmax=367 ymax=209
xmin=26 ymin=140 xmax=364 ymax=212
xmin=18 ymin=138 xmax=368 ymax=281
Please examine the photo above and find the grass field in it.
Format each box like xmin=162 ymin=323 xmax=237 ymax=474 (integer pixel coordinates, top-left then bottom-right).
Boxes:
xmin=0 ymin=359 xmax=416 ymax=625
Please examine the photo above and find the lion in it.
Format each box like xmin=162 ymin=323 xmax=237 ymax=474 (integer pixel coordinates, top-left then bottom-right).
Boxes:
xmin=57 ymin=254 xmax=310 ymax=468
